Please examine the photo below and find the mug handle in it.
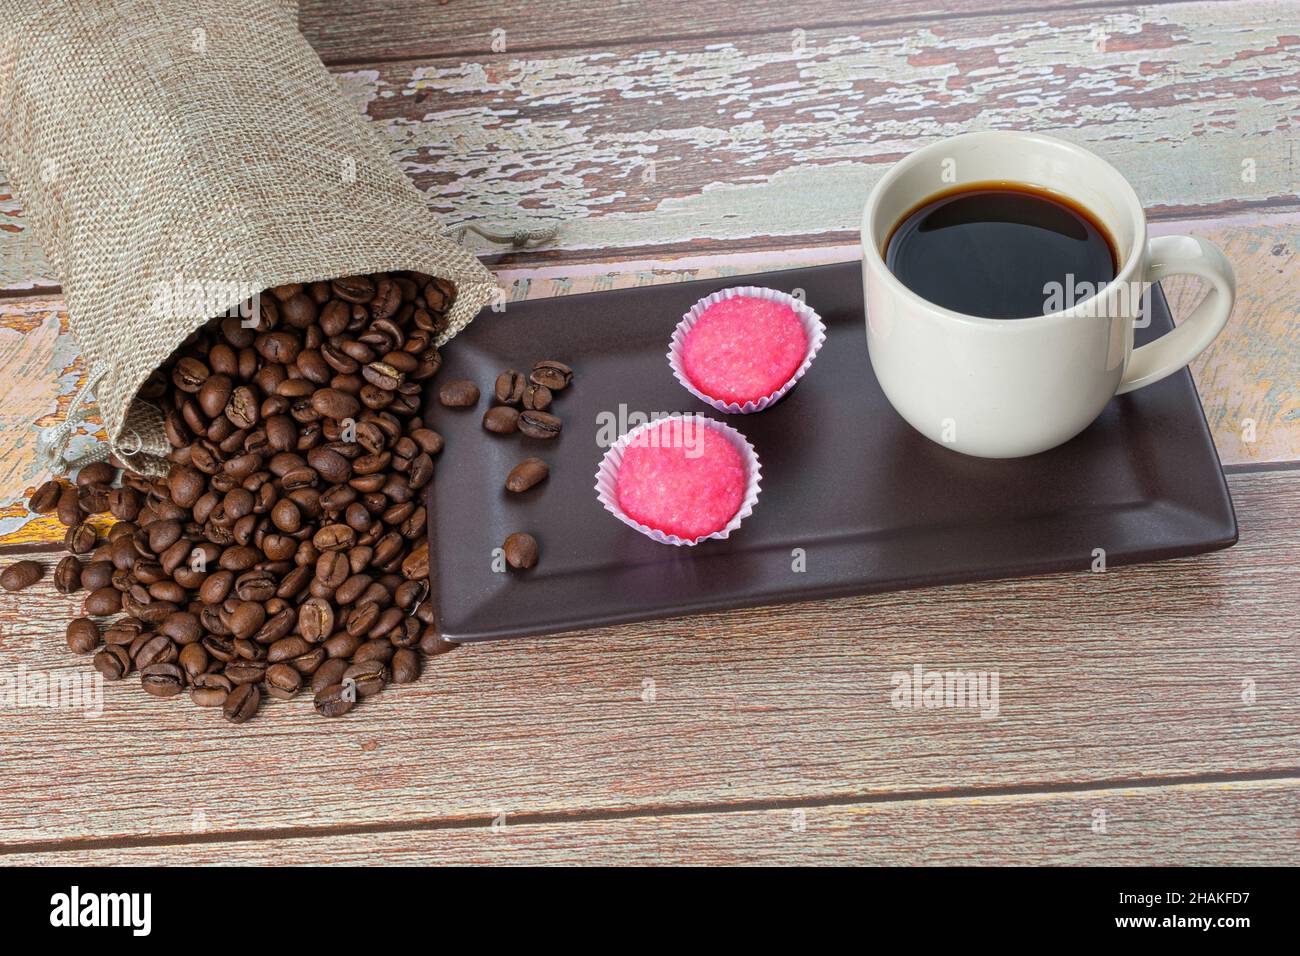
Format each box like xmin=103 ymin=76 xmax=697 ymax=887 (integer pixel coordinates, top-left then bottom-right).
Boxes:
xmin=1116 ymin=235 xmax=1235 ymax=394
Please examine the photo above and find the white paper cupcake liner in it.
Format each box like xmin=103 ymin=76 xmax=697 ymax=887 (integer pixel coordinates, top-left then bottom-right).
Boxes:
xmin=668 ymin=285 xmax=827 ymax=414
xmin=594 ymin=413 xmax=762 ymax=547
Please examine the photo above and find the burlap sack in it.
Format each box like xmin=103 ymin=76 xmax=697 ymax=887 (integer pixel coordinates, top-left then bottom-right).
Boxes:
xmin=0 ymin=0 xmax=496 ymax=475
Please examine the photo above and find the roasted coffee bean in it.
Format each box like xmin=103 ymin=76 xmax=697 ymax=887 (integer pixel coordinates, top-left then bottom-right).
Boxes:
xmin=503 ymin=532 xmax=540 ymax=570
xmin=268 ymin=635 xmax=311 ymax=663
xmin=311 ymin=388 xmax=360 ymax=420
xmin=342 ymin=660 xmax=388 ymax=697
xmin=438 ymin=379 xmax=479 ymax=407
xmin=506 ymin=457 xmax=549 ymax=493
xmin=179 ymin=643 xmax=209 ymax=682
xmin=94 ymin=644 xmax=131 ymax=681
xmin=56 ymin=485 xmax=81 ymax=526
xmin=64 ymin=523 xmax=97 ymax=554
xmin=84 ymin=586 xmax=123 ymax=616
xmin=77 ymin=461 xmax=117 ymax=486
xmin=332 ymin=274 xmax=375 ymax=303
xmin=530 ymin=360 xmax=572 ymax=391
xmin=419 ymin=629 xmax=458 ymax=657
xmin=310 ymin=657 xmax=349 ymax=693
xmin=1 ymin=559 xmax=43 ymax=591
xmin=135 ymin=635 xmax=179 ymax=670
xmin=495 ymin=369 xmax=526 ymax=405
xmin=223 ymin=682 xmax=261 ymax=723
xmin=298 ymin=597 xmax=335 ymax=643
xmin=521 ymin=383 xmax=552 ymax=411
xmin=313 ymin=682 xmax=356 ymax=718
xmin=53 ymin=555 xmax=84 ymax=593
xmin=265 ymin=662 xmax=303 ymax=700
xmin=29 ymin=479 xmax=63 ymax=513
xmin=400 ymin=541 xmax=429 ymax=581
xmin=66 ymin=618 xmax=100 ymax=655
xmin=518 ymin=410 xmax=562 ymax=440
xmin=391 ymin=648 xmax=421 ymax=684
xmin=483 ymin=405 xmax=520 ymax=434
xmin=313 ymin=523 xmax=356 ymax=552
xmin=225 ymin=659 xmax=267 ymax=685
xmin=409 ymin=428 xmax=443 ymax=456
xmin=141 ymin=662 xmax=185 ymax=698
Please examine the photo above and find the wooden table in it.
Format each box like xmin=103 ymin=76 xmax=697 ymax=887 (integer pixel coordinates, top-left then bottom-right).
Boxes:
xmin=0 ymin=0 xmax=1296 ymax=864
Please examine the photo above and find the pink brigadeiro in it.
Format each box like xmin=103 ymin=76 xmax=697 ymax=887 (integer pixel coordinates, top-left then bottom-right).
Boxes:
xmin=595 ymin=414 xmax=762 ymax=547
xmin=669 ymin=285 xmax=826 ymax=414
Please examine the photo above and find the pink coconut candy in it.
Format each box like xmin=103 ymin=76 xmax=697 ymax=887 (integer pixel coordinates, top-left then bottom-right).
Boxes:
xmin=614 ymin=418 xmax=746 ymax=540
xmin=680 ymin=295 xmax=809 ymax=405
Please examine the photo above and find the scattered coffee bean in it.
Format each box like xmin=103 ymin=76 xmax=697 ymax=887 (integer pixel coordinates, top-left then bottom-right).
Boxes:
xmin=93 ymin=644 xmax=131 ymax=681
xmin=141 ymin=662 xmax=185 ymax=698
xmin=530 ymin=360 xmax=572 ymax=391
xmin=265 ymin=662 xmax=303 ymax=700
xmin=28 ymin=479 xmax=63 ymax=514
xmin=521 ymin=383 xmax=552 ymax=411
xmin=483 ymin=405 xmax=520 ymax=435
xmin=506 ymin=458 xmax=549 ymax=493
xmin=64 ymin=523 xmax=96 ymax=554
xmin=391 ymin=647 xmax=421 ymax=683
xmin=439 ymin=379 xmax=479 ymax=407
xmin=53 ymin=556 xmax=83 ymax=594
xmin=495 ymin=369 xmax=526 ymax=405
xmin=223 ymin=682 xmax=261 ymax=723
xmin=66 ymin=618 xmax=100 ymax=655
xmin=314 ymin=682 xmax=356 ymax=717
xmin=1 ymin=560 xmax=43 ymax=592
xmin=503 ymin=532 xmax=539 ymax=570
xmin=518 ymin=410 xmax=562 ymax=440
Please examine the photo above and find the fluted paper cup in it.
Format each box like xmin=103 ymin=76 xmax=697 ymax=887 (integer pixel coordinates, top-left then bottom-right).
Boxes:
xmin=594 ymin=413 xmax=762 ymax=547
xmin=668 ymin=285 xmax=827 ymax=414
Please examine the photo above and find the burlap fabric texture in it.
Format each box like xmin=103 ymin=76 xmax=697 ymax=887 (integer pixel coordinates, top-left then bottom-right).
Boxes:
xmin=0 ymin=0 xmax=496 ymax=475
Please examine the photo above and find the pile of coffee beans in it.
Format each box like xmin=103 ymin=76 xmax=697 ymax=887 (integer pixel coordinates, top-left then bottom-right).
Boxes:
xmin=11 ymin=272 xmax=462 ymax=722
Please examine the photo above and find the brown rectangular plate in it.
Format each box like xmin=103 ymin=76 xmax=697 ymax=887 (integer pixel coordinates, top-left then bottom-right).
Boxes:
xmin=424 ymin=262 xmax=1237 ymax=642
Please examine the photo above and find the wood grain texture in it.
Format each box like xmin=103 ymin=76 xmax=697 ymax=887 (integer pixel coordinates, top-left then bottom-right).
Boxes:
xmin=0 ymin=469 xmax=1294 ymax=849
xmin=6 ymin=778 xmax=1295 ymax=864
xmin=296 ymin=0 xmax=1203 ymax=62
xmin=2 ymin=209 xmax=1295 ymax=546
xmin=3 ymin=1 xmax=1297 ymax=287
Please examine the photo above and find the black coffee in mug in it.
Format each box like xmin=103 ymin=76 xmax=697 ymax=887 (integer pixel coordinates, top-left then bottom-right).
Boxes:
xmin=884 ymin=182 xmax=1117 ymax=319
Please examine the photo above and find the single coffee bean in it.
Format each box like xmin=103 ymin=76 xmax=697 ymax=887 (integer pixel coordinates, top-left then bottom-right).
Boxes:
xmin=521 ymin=383 xmax=552 ymax=411
xmin=265 ymin=662 xmax=303 ymax=700
xmin=141 ymin=662 xmax=185 ymax=698
xmin=66 ymin=618 xmax=100 ymax=655
xmin=313 ymin=523 xmax=356 ymax=552
xmin=419 ymin=629 xmax=458 ymax=657
xmin=438 ymin=379 xmax=479 ymax=407
xmin=0 ymin=559 xmax=43 ymax=592
xmin=313 ymin=682 xmax=356 ymax=718
xmin=483 ymin=405 xmax=520 ymax=435
xmin=310 ymin=657 xmax=349 ymax=693
xmin=503 ymin=532 xmax=540 ymax=570
xmin=342 ymin=660 xmax=388 ymax=697
xmin=518 ymin=410 xmax=562 ymax=440
xmin=77 ymin=461 xmax=117 ymax=486
xmin=391 ymin=647 xmax=421 ymax=684
xmin=223 ymin=682 xmax=261 ymax=723
xmin=298 ymin=597 xmax=336 ymax=643
xmin=494 ymin=369 xmax=526 ymax=405
xmin=400 ymin=541 xmax=429 ymax=581
xmin=84 ymin=586 xmax=122 ymax=616
xmin=506 ymin=457 xmax=549 ymax=493
xmin=179 ymin=643 xmax=209 ymax=681
xmin=94 ymin=644 xmax=131 ymax=681
xmin=28 ymin=479 xmax=63 ymax=513
xmin=530 ymin=359 xmax=573 ymax=391
xmin=311 ymin=387 xmax=361 ymax=420
xmin=64 ymin=523 xmax=97 ymax=554
xmin=56 ymin=485 xmax=81 ymax=526
xmin=135 ymin=634 xmax=179 ymax=670
xmin=225 ymin=659 xmax=267 ymax=685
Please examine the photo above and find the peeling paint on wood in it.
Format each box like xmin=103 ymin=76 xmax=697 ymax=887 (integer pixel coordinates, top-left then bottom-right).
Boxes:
xmin=2 ymin=2 xmax=1298 ymax=287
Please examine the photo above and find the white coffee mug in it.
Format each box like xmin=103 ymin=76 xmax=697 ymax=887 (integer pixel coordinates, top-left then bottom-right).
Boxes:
xmin=861 ymin=130 xmax=1235 ymax=458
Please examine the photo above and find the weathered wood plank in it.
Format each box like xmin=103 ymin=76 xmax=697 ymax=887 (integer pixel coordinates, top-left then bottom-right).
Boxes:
xmin=2 ymin=1 xmax=1296 ymax=287
xmin=3 ymin=210 xmax=1295 ymax=547
xmin=297 ymin=0 xmax=1199 ymax=63
xmin=7 ymin=778 xmax=1295 ymax=864
xmin=0 ymin=469 xmax=1294 ymax=849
